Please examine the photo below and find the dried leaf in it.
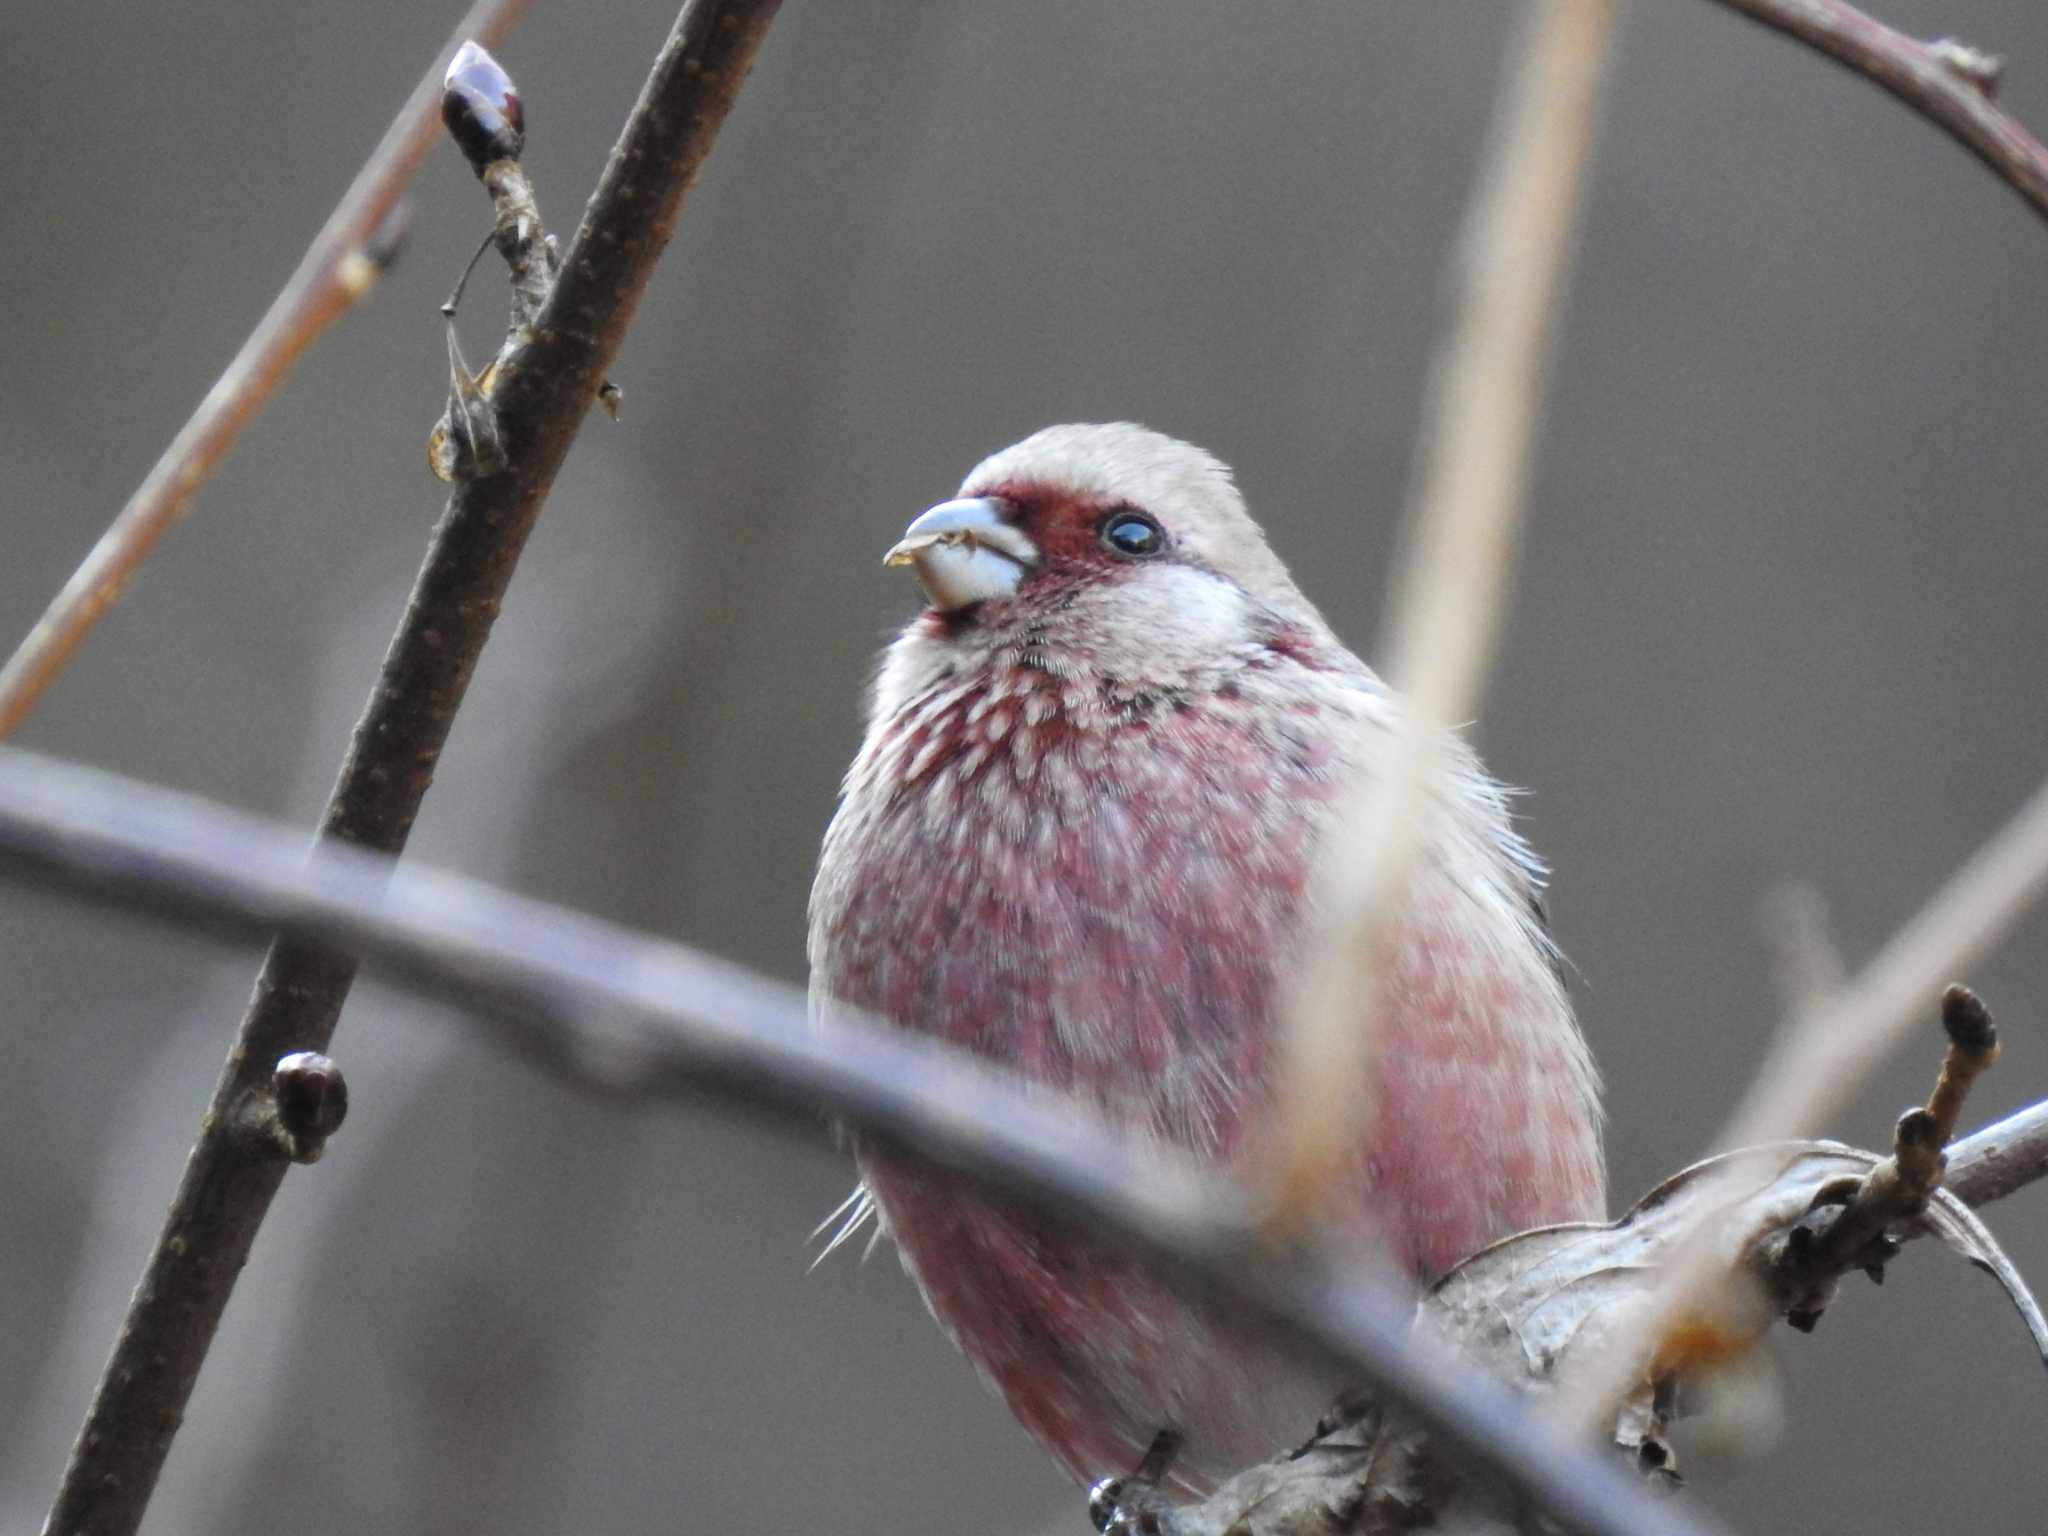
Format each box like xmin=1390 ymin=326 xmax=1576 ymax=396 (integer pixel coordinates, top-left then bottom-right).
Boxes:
xmin=1916 ymin=1185 xmax=2048 ymax=1364
xmin=428 ymin=336 xmax=506 ymax=483
xmin=1417 ymin=1139 xmax=2048 ymax=1462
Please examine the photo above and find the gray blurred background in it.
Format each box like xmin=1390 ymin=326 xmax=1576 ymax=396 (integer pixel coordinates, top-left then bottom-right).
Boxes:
xmin=3 ymin=2 xmax=2046 ymax=1531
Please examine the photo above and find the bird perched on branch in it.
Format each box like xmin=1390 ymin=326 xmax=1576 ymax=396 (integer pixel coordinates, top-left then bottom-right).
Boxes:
xmin=808 ymin=423 xmax=1603 ymax=1487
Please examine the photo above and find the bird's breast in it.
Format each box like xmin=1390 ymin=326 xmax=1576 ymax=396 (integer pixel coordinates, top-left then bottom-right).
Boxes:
xmin=811 ymin=666 xmax=1343 ymax=1150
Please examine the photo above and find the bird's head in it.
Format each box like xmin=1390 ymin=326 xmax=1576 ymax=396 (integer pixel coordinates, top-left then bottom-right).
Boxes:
xmin=883 ymin=424 xmax=1325 ymax=682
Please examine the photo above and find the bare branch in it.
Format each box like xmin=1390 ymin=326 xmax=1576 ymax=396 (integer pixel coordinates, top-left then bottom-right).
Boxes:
xmin=1947 ymin=1098 xmax=2048 ymax=1211
xmin=0 ymin=0 xmax=529 ymax=741
xmin=0 ymin=747 xmax=1728 ymax=1536
xmin=1701 ymin=0 xmax=2048 ymax=226
xmin=37 ymin=7 xmax=781 ymax=1534
xmin=1264 ymin=0 xmax=1618 ymax=1226
xmin=1550 ymin=770 xmax=2048 ymax=1438
xmin=1760 ymin=883 xmax=1846 ymax=1017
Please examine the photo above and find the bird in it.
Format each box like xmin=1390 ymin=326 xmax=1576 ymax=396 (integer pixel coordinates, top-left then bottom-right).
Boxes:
xmin=807 ymin=423 xmax=1604 ymax=1489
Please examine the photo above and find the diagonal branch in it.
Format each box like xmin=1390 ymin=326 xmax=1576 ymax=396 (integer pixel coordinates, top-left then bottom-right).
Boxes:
xmin=0 ymin=0 xmax=530 ymax=741
xmin=1946 ymin=1097 xmax=2048 ymax=1211
xmin=0 ymin=747 xmax=1727 ymax=1536
xmin=14 ymin=761 xmax=2048 ymax=1529
xmin=1265 ymin=0 xmax=1619 ymax=1228
xmin=36 ymin=6 xmax=781 ymax=1535
xmin=1700 ymin=0 xmax=2048 ymax=225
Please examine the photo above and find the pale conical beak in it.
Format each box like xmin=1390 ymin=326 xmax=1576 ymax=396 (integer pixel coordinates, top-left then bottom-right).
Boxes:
xmin=882 ymin=497 xmax=1039 ymax=611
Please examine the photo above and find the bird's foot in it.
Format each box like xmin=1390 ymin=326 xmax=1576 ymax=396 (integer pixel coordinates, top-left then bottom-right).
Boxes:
xmin=1290 ymin=1386 xmax=1380 ymax=1458
xmin=1087 ymin=1428 xmax=1183 ymax=1535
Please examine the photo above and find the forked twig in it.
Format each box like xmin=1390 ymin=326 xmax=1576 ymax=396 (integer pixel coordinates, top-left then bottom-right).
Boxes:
xmin=37 ymin=7 xmax=782 ymax=1534
xmin=0 ymin=0 xmax=530 ymax=741
xmin=1766 ymin=986 xmax=2001 ymax=1326
xmin=1701 ymin=0 xmax=2048 ymax=225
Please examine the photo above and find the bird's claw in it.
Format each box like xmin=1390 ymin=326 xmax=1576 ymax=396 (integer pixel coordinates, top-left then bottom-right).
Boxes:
xmin=1088 ymin=1428 xmax=1183 ymax=1535
xmin=1087 ymin=1474 xmax=1177 ymax=1536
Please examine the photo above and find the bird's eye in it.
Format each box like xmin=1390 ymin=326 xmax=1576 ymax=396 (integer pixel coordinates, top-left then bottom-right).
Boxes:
xmin=1099 ymin=509 xmax=1166 ymax=558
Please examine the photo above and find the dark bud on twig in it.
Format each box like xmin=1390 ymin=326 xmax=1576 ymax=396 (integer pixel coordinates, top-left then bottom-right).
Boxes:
xmin=274 ymin=1051 xmax=349 ymax=1149
xmin=1927 ymin=984 xmax=1999 ymax=1149
xmin=1941 ymin=983 xmax=1997 ymax=1055
xmin=443 ymin=41 xmax=525 ymax=176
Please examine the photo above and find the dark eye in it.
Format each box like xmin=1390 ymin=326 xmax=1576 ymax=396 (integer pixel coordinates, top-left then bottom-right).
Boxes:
xmin=1099 ymin=509 xmax=1166 ymax=558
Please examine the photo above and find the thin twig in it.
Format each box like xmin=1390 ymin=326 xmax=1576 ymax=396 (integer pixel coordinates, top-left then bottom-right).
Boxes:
xmin=1770 ymin=986 xmax=1999 ymax=1309
xmin=0 ymin=0 xmax=530 ymax=742
xmin=1946 ymin=1098 xmax=2048 ymax=1211
xmin=1263 ymin=0 xmax=1618 ymax=1226
xmin=0 ymin=748 xmax=1728 ymax=1536
xmin=1550 ymin=771 xmax=2048 ymax=1439
xmin=1760 ymin=883 xmax=1846 ymax=1017
xmin=37 ymin=7 xmax=781 ymax=1534
xmin=1700 ymin=0 xmax=2048 ymax=226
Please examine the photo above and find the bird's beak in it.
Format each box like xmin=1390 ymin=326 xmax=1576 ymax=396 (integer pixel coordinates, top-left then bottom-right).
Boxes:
xmin=882 ymin=497 xmax=1039 ymax=611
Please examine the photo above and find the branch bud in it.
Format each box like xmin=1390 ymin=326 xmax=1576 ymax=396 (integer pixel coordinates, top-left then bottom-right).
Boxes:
xmin=274 ymin=1051 xmax=350 ymax=1146
xmin=443 ymin=41 xmax=525 ymax=175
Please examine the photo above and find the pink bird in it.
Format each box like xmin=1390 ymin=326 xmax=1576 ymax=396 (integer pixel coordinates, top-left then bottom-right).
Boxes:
xmin=808 ymin=423 xmax=1604 ymax=1489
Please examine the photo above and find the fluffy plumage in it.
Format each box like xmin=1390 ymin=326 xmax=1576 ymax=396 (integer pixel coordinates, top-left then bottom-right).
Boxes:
xmin=808 ymin=423 xmax=1603 ymax=1484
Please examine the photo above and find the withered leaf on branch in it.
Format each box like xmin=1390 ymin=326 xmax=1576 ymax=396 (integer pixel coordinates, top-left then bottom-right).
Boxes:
xmin=1114 ymin=1135 xmax=2048 ymax=1536
xmin=1419 ymin=1140 xmax=2048 ymax=1469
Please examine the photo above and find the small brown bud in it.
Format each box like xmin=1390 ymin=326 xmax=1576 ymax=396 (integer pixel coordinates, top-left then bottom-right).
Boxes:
xmin=443 ymin=41 xmax=525 ymax=175
xmin=1940 ymin=983 xmax=1997 ymax=1055
xmin=274 ymin=1051 xmax=349 ymax=1144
